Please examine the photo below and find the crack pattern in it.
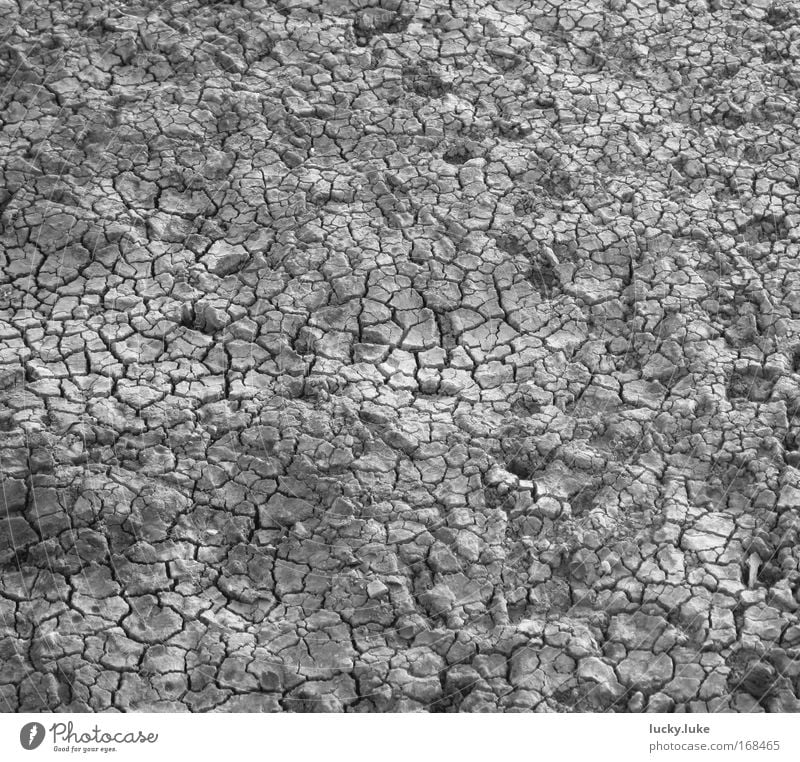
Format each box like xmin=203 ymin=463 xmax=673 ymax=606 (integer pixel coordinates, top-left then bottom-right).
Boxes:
xmin=2 ymin=0 xmax=800 ymax=713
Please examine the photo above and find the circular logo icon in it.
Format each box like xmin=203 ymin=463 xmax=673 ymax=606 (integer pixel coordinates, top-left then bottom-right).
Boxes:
xmin=20 ymin=723 xmax=45 ymax=751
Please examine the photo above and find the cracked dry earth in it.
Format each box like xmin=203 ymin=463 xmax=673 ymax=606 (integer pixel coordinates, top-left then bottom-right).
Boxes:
xmin=4 ymin=0 xmax=800 ymax=716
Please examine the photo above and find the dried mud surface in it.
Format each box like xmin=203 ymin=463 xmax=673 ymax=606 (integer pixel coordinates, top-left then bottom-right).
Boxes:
xmin=3 ymin=0 xmax=800 ymax=713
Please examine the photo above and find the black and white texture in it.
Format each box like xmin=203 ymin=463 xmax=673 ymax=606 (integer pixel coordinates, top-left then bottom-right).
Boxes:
xmin=2 ymin=0 xmax=800 ymax=713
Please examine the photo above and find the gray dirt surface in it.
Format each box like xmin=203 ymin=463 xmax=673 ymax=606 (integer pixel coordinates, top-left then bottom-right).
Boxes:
xmin=2 ymin=0 xmax=800 ymax=712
